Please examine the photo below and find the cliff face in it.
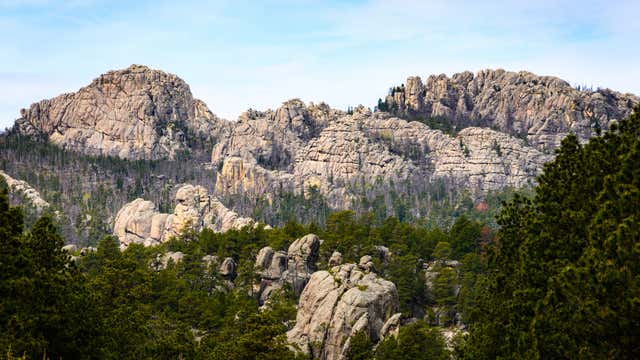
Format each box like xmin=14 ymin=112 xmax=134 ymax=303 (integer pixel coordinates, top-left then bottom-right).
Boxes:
xmin=384 ymin=69 xmax=639 ymax=152
xmin=13 ymin=65 xmax=226 ymax=160
xmin=287 ymin=262 xmax=399 ymax=360
xmin=212 ymin=102 xmax=551 ymax=210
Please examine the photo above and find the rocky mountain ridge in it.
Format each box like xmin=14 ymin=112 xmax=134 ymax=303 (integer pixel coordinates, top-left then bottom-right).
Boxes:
xmin=212 ymin=103 xmax=552 ymax=210
xmin=7 ymin=65 xmax=639 ymax=227
xmin=383 ymin=69 xmax=638 ymax=151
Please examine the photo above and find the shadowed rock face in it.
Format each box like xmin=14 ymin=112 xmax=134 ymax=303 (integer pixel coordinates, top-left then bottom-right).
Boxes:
xmin=287 ymin=263 xmax=399 ymax=360
xmin=13 ymin=65 xmax=225 ymax=160
xmin=384 ymin=69 xmax=639 ymax=152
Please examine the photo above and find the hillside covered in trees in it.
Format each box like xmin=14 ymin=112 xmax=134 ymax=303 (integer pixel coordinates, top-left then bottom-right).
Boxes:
xmin=1 ymin=104 xmax=639 ymax=359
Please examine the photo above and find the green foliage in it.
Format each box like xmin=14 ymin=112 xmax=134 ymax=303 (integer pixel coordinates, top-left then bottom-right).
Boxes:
xmin=491 ymin=139 xmax=502 ymax=156
xmin=433 ymin=241 xmax=452 ymax=259
xmin=448 ymin=215 xmax=483 ymax=258
xmin=374 ymin=321 xmax=450 ymax=360
xmin=377 ymin=98 xmax=388 ymax=112
xmin=347 ymin=331 xmax=374 ymax=360
xmin=0 ymin=190 xmax=100 ymax=359
xmin=0 ymin=193 xmax=303 ymax=359
xmin=463 ymin=105 xmax=640 ymax=359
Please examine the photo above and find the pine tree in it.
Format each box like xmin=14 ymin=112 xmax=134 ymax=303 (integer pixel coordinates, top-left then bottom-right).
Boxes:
xmin=463 ymin=105 xmax=640 ymax=359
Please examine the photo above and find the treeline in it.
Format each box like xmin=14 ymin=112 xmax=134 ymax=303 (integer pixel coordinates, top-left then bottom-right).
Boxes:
xmin=460 ymin=105 xmax=640 ymax=359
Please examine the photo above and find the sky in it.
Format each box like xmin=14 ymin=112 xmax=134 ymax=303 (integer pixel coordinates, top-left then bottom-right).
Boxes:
xmin=1 ymin=0 xmax=639 ymax=130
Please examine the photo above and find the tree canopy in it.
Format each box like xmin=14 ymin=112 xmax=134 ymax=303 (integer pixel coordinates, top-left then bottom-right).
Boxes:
xmin=463 ymin=105 xmax=640 ymax=359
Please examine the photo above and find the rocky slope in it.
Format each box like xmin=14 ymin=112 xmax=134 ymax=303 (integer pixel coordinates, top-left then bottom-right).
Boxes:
xmin=114 ymin=184 xmax=254 ymax=249
xmin=383 ymin=69 xmax=639 ymax=152
xmin=12 ymin=65 xmax=226 ymax=160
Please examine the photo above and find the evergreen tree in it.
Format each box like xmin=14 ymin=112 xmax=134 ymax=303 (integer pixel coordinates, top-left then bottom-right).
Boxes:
xmin=347 ymin=331 xmax=374 ymax=360
xmin=463 ymin=105 xmax=640 ymax=359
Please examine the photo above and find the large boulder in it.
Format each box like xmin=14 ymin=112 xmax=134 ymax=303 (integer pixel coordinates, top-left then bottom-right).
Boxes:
xmin=287 ymin=234 xmax=321 ymax=275
xmin=287 ymin=263 xmax=399 ymax=360
xmin=219 ymin=257 xmax=237 ymax=278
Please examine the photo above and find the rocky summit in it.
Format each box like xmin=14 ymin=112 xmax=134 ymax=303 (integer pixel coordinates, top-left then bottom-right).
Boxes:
xmin=383 ymin=69 xmax=639 ymax=151
xmin=12 ymin=65 xmax=225 ymax=160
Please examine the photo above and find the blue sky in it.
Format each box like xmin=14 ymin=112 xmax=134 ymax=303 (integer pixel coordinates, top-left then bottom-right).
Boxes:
xmin=1 ymin=0 xmax=639 ymax=129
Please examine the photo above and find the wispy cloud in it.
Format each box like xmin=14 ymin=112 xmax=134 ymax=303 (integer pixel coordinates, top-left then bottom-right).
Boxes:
xmin=0 ymin=0 xmax=638 ymax=129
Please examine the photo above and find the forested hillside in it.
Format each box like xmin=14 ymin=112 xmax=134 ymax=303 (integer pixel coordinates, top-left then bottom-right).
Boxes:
xmin=1 ymin=103 xmax=638 ymax=359
xmin=0 ymin=131 xmax=520 ymax=247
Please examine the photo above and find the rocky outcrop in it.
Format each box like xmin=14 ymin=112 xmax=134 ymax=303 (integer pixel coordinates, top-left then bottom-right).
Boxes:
xmin=13 ymin=65 xmax=226 ymax=160
xmin=287 ymin=263 xmax=399 ymax=360
xmin=113 ymin=184 xmax=254 ymax=249
xmin=384 ymin=69 xmax=639 ymax=152
xmin=219 ymin=257 xmax=237 ymax=278
xmin=212 ymin=100 xmax=552 ymax=209
xmin=0 ymin=170 xmax=50 ymax=212
xmin=254 ymin=234 xmax=321 ymax=304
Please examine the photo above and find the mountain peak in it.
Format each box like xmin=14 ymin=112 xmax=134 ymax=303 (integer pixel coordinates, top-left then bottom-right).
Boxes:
xmin=12 ymin=65 xmax=224 ymax=160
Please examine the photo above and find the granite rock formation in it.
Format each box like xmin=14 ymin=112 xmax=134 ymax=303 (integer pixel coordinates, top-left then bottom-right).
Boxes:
xmin=254 ymin=234 xmax=321 ymax=304
xmin=9 ymin=65 xmax=639 ymax=221
xmin=13 ymin=65 xmax=226 ymax=160
xmin=384 ymin=69 xmax=639 ymax=152
xmin=113 ymin=184 xmax=254 ymax=249
xmin=287 ymin=263 xmax=400 ymax=360
xmin=212 ymin=100 xmax=552 ymax=210
xmin=0 ymin=170 xmax=50 ymax=212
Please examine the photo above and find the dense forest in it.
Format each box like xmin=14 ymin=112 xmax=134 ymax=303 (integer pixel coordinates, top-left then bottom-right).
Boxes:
xmin=0 ymin=184 xmax=477 ymax=359
xmin=1 ymin=107 xmax=638 ymax=359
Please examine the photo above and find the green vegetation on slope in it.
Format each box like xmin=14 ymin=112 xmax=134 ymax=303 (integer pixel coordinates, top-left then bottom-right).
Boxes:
xmin=0 ymin=185 xmax=489 ymax=358
xmin=461 ymin=105 xmax=640 ymax=359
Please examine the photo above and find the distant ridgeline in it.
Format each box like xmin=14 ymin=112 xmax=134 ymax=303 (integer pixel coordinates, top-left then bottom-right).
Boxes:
xmin=2 ymin=65 xmax=637 ymax=244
